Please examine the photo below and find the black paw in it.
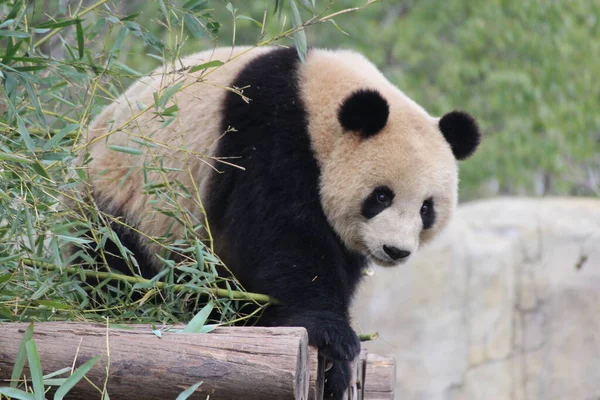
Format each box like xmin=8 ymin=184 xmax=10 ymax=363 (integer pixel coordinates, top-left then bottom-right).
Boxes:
xmin=324 ymin=361 xmax=351 ymax=399
xmin=312 ymin=318 xmax=360 ymax=362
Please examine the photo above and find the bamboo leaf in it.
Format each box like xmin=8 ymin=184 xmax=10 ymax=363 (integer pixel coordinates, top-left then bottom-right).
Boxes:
xmin=53 ymin=356 xmax=100 ymax=400
xmin=183 ymin=0 xmax=209 ymax=12
xmin=183 ymin=14 xmax=205 ymax=38
xmin=107 ymin=145 xmax=143 ymax=155
xmin=76 ymin=20 xmax=84 ymax=59
xmin=43 ymin=124 xmax=79 ymax=151
xmin=25 ymin=340 xmax=45 ymax=400
xmin=182 ymin=301 xmax=214 ymax=333
xmin=10 ymin=323 xmax=34 ymax=388
xmin=290 ymin=1 xmax=307 ymax=63
xmin=0 ymin=30 xmax=30 ymax=38
xmin=0 ymin=387 xmax=35 ymax=400
xmin=175 ymin=381 xmax=203 ymax=400
xmin=16 ymin=115 xmax=35 ymax=153
xmin=34 ymin=18 xmax=81 ymax=29
xmin=0 ymin=152 xmax=34 ymax=164
xmin=32 ymin=161 xmax=51 ymax=180
xmin=189 ymin=60 xmax=224 ymax=73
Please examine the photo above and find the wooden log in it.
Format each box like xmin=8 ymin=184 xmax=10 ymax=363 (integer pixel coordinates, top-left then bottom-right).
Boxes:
xmin=0 ymin=322 xmax=313 ymax=400
xmin=343 ymin=349 xmax=366 ymax=400
xmin=358 ymin=349 xmax=368 ymax=400
xmin=363 ymin=354 xmax=395 ymax=400
xmin=308 ymin=347 xmax=325 ymax=400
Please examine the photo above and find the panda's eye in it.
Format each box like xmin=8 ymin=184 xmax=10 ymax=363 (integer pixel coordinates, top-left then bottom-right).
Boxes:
xmin=420 ymin=198 xmax=436 ymax=229
xmin=376 ymin=192 xmax=390 ymax=204
xmin=362 ymin=186 xmax=394 ymax=219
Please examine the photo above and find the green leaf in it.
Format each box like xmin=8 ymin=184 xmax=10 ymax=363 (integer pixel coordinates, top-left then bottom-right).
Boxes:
xmin=189 ymin=60 xmax=224 ymax=73
xmin=3 ymin=37 xmax=23 ymax=64
xmin=274 ymin=0 xmax=285 ymax=17
xmin=31 ymin=161 xmax=51 ymax=180
xmin=107 ymin=145 xmax=143 ymax=155
xmin=25 ymin=340 xmax=44 ymax=400
xmin=34 ymin=18 xmax=80 ymax=29
xmin=236 ymin=15 xmax=263 ymax=28
xmin=183 ymin=0 xmax=209 ymax=12
xmin=16 ymin=116 xmax=35 ymax=153
xmin=0 ymin=19 xmax=15 ymax=29
xmin=290 ymin=1 xmax=307 ymax=63
xmin=43 ymin=378 xmax=67 ymax=386
xmin=10 ymin=323 xmax=34 ymax=388
xmin=0 ymin=152 xmax=34 ymax=164
xmin=120 ymin=13 xmax=141 ymax=22
xmin=110 ymin=26 xmax=128 ymax=54
xmin=157 ymin=0 xmax=169 ymax=21
xmin=158 ymin=81 xmax=185 ymax=108
xmin=0 ymin=387 xmax=35 ymax=400
xmin=43 ymin=124 xmax=79 ymax=151
xmin=76 ymin=20 xmax=84 ymax=59
xmin=175 ymin=381 xmax=203 ymax=400
xmin=0 ymin=30 xmax=30 ymax=38
xmin=182 ymin=301 xmax=214 ymax=333
xmin=36 ymin=300 xmax=70 ymax=310
xmin=13 ymin=65 xmax=46 ymax=72
xmin=183 ymin=14 xmax=205 ymax=38
xmin=0 ymin=273 xmax=13 ymax=284
xmin=6 ymin=0 xmax=23 ymax=21
xmin=43 ymin=367 xmax=71 ymax=380
xmin=53 ymin=356 xmax=100 ymax=400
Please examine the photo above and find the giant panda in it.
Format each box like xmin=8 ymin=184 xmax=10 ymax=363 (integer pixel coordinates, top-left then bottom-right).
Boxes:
xmin=73 ymin=46 xmax=480 ymax=398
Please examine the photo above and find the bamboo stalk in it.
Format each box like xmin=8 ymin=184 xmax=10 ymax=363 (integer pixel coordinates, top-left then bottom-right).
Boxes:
xmin=20 ymin=258 xmax=278 ymax=304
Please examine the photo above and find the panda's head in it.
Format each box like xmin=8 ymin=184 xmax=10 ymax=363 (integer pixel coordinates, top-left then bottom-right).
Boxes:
xmin=319 ymin=89 xmax=480 ymax=266
xmin=301 ymin=51 xmax=481 ymax=267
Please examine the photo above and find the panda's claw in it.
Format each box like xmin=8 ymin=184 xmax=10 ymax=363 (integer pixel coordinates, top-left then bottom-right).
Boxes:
xmin=324 ymin=361 xmax=351 ymax=399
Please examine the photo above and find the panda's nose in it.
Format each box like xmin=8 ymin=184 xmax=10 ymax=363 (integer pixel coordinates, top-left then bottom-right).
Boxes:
xmin=383 ymin=245 xmax=411 ymax=260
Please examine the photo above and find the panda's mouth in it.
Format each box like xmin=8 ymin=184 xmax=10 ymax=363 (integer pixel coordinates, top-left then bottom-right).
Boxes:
xmin=367 ymin=252 xmax=408 ymax=268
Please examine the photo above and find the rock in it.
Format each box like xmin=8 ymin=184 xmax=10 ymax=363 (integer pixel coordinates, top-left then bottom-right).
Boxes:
xmin=353 ymin=197 xmax=600 ymax=400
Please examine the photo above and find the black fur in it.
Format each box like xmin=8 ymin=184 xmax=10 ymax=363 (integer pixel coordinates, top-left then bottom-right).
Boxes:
xmin=207 ymin=47 xmax=365 ymax=399
xmin=420 ymin=197 xmax=435 ymax=229
xmin=338 ymin=89 xmax=389 ymax=138
xmin=361 ymin=186 xmax=394 ymax=219
xmin=439 ymin=111 xmax=481 ymax=160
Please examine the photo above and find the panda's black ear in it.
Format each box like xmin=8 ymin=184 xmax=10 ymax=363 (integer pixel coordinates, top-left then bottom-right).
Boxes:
xmin=338 ymin=89 xmax=389 ymax=138
xmin=439 ymin=111 xmax=481 ymax=160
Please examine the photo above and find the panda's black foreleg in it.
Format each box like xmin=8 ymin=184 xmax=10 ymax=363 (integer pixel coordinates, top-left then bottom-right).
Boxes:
xmin=257 ymin=305 xmax=359 ymax=397
xmin=324 ymin=361 xmax=351 ymax=400
xmin=258 ymin=306 xmax=360 ymax=361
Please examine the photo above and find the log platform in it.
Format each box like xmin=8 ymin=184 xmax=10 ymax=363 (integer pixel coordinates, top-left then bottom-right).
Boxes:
xmin=0 ymin=322 xmax=395 ymax=399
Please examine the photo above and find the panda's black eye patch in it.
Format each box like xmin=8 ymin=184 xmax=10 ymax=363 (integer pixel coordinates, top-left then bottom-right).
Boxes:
xmin=420 ymin=197 xmax=435 ymax=229
xmin=362 ymin=186 xmax=394 ymax=219
xmin=338 ymin=89 xmax=389 ymax=138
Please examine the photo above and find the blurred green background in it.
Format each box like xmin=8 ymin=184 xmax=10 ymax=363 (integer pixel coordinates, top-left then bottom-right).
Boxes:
xmin=30 ymin=0 xmax=599 ymax=200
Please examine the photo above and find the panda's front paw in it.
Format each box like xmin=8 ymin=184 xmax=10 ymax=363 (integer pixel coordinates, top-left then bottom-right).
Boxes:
xmin=324 ymin=361 xmax=351 ymax=399
xmin=312 ymin=318 xmax=360 ymax=362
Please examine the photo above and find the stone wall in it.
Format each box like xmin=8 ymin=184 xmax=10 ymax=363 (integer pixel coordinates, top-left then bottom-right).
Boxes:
xmin=353 ymin=197 xmax=600 ymax=400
